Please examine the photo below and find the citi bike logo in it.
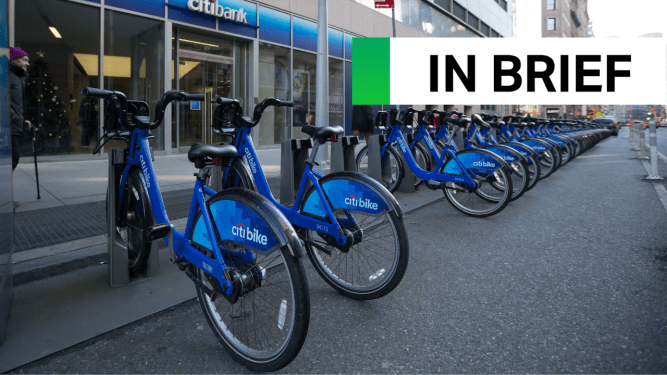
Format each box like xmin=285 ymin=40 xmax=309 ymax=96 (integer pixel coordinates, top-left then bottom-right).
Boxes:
xmin=232 ymin=223 xmax=268 ymax=246
xmin=423 ymin=134 xmax=436 ymax=150
xmin=501 ymin=155 xmax=515 ymax=162
xmin=140 ymin=155 xmax=151 ymax=188
xmin=473 ymin=160 xmax=496 ymax=168
xmin=344 ymin=195 xmax=379 ymax=210
xmin=245 ymin=148 xmax=258 ymax=174
xmin=397 ymin=138 xmax=409 ymax=153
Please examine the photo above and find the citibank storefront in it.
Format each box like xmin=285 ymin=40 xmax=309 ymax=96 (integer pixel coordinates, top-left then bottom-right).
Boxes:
xmin=12 ymin=0 xmax=356 ymax=158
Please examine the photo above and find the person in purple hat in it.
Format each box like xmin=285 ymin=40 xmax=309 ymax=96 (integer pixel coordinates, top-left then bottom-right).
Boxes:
xmin=9 ymin=47 xmax=31 ymax=173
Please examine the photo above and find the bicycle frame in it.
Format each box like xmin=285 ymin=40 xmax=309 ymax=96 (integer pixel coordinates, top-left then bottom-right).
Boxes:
xmin=228 ymin=126 xmax=353 ymax=247
xmin=117 ymin=128 xmax=242 ymax=295
xmin=383 ymin=123 xmax=478 ymax=186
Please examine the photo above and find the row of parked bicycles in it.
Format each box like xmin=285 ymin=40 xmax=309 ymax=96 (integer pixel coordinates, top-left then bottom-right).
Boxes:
xmin=356 ymin=109 xmax=614 ymax=217
xmin=83 ymin=86 xmax=612 ymax=371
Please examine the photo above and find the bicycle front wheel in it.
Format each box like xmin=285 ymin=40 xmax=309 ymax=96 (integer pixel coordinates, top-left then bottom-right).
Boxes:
xmin=196 ymin=245 xmax=309 ymax=372
xmin=111 ymin=167 xmax=153 ymax=274
xmin=356 ymin=145 xmax=403 ymax=193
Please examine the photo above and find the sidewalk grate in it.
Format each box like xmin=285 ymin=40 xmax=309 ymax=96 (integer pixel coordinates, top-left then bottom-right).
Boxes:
xmin=14 ymin=177 xmax=281 ymax=252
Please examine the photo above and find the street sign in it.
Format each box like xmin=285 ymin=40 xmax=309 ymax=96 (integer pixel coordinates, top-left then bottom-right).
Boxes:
xmin=374 ymin=0 xmax=394 ymax=8
xmin=595 ymin=112 xmax=602 ymax=117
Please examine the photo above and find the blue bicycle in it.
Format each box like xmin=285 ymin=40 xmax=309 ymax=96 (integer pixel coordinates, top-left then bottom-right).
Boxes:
xmin=357 ymin=108 xmax=513 ymax=217
xmin=211 ymin=97 xmax=410 ymax=300
xmin=84 ymin=88 xmax=310 ymax=372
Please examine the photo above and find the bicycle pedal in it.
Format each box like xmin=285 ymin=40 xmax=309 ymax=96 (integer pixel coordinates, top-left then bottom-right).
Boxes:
xmin=146 ymin=223 xmax=171 ymax=242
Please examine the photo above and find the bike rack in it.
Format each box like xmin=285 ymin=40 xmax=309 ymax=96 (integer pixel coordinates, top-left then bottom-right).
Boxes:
xmin=330 ymin=136 xmax=360 ymax=173
xmin=280 ymin=138 xmax=313 ymax=206
xmin=108 ymin=148 xmax=161 ymax=287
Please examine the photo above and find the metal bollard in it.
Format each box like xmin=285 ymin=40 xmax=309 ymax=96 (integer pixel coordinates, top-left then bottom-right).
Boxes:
xmin=630 ymin=122 xmax=635 ymax=143
xmin=330 ymin=136 xmax=360 ymax=173
xmin=108 ymin=148 xmax=160 ymax=287
xmin=367 ymin=134 xmax=387 ymax=184
xmin=397 ymin=133 xmax=416 ymax=193
xmin=639 ymin=125 xmax=649 ymax=159
xmin=632 ymin=123 xmax=641 ymax=151
xmin=280 ymin=138 xmax=313 ymax=206
xmin=647 ymin=120 xmax=663 ymax=180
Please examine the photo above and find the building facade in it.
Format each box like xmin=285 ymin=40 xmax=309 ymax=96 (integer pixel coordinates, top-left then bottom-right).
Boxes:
xmin=9 ymin=0 xmax=513 ymax=160
xmin=541 ymin=0 xmax=590 ymax=119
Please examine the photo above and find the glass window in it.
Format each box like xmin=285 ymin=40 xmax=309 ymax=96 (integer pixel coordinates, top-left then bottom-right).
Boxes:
xmin=547 ymin=0 xmax=556 ymax=10
xmin=15 ymin=0 xmax=100 ymax=156
xmin=258 ymin=43 xmax=290 ymax=146
xmin=292 ymin=51 xmax=316 ymax=139
xmin=420 ymin=2 xmax=434 ymax=35
xmin=547 ymin=18 xmax=556 ymax=30
xmin=329 ymin=58 xmax=344 ymax=128
xmin=104 ymin=10 xmax=165 ymax=150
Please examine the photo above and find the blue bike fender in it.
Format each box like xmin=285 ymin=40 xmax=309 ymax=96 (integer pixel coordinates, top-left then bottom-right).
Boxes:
xmin=502 ymin=142 xmax=538 ymax=159
xmin=302 ymin=172 xmax=404 ymax=219
xmin=483 ymin=145 xmax=527 ymax=164
xmin=442 ymin=148 xmax=508 ymax=175
xmin=520 ymin=140 xmax=551 ymax=153
xmin=544 ymin=136 xmax=567 ymax=149
xmin=193 ymin=188 xmax=305 ymax=258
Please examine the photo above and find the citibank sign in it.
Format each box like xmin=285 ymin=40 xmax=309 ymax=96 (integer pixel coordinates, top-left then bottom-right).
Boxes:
xmin=187 ymin=0 xmax=248 ymax=23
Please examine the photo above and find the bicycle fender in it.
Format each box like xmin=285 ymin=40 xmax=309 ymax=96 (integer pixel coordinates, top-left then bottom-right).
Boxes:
xmin=193 ymin=188 xmax=305 ymax=258
xmin=442 ymin=148 xmax=509 ymax=175
xmin=301 ymin=172 xmax=405 ymax=219
xmin=482 ymin=145 xmax=527 ymax=164
xmin=501 ymin=142 xmax=539 ymax=159
xmin=520 ymin=139 xmax=552 ymax=153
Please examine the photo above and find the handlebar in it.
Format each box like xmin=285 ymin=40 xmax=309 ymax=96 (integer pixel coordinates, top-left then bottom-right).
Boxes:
xmin=81 ymin=88 xmax=201 ymax=131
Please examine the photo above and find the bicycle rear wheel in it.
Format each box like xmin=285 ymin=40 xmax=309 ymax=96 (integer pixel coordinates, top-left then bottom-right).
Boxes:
xmin=195 ymin=191 xmax=310 ymax=372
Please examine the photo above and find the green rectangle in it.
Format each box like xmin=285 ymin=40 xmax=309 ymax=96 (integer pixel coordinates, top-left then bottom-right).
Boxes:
xmin=352 ymin=38 xmax=390 ymax=105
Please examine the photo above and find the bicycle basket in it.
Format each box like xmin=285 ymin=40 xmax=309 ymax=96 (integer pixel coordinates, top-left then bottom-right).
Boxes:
xmin=127 ymin=101 xmax=150 ymax=129
xmin=212 ymin=102 xmax=241 ymax=144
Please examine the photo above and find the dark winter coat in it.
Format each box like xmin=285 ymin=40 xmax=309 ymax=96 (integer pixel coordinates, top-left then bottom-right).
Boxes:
xmin=9 ymin=61 xmax=27 ymax=137
xmin=352 ymin=105 xmax=374 ymax=132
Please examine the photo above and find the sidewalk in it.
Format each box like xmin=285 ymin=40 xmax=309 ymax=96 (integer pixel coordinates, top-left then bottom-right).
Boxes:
xmin=13 ymin=147 xmax=283 ymax=213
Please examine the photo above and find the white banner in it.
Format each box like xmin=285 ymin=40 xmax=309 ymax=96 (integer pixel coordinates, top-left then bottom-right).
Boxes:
xmin=389 ymin=38 xmax=667 ymax=105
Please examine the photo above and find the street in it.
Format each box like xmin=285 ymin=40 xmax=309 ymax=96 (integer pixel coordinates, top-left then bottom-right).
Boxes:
xmin=8 ymin=134 xmax=667 ymax=374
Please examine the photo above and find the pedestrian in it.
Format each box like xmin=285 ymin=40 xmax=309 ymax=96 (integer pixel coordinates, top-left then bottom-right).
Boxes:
xmin=352 ymin=105 xmax=374 ymax=141
xmin=10 ymin=47 xmax=31 ymax=172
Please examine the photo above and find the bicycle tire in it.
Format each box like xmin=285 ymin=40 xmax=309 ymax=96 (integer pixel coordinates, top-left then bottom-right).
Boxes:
xmin=195 ymin=190 xmax=310 ymax=372
xmin=223 ymin=157 xmax=256 ymax=190
xmin=299 ymin=174 xmax=409 ymax=300
xmin=356 ymin=145 xmax=403 ymax=193
xmin=412 ymin=142 xmax=432 ymax=188
xmin=110 ymin=167 xmax=154 ymax=274
xmin=441 ymin=152 xmax=513 ymax=217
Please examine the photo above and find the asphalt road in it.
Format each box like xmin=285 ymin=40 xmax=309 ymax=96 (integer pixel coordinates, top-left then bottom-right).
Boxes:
xmin=9 ymin=134 xmax=667 ymax=374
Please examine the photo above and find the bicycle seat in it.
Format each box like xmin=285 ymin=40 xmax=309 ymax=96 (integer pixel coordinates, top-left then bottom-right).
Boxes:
xmin=188 ymin=143 xmax=238 ymax=163
xmin=300 ymin=125 xmax=344 ymax=140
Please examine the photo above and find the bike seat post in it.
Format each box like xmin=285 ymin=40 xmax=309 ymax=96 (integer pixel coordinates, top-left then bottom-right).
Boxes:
xmin=307 ymin=141 xmax=321 ymax=166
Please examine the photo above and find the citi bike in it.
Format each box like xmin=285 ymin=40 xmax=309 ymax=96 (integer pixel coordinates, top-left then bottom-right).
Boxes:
xmin=84 ymin=88 xmax=310 ymax=372
xmin=425 ymin=111 xmax=533 ymax=200
xmin=357 ymin=108 xmax=514 ymax=217
xmin=211 ymin=97 xmax=410 ymax=301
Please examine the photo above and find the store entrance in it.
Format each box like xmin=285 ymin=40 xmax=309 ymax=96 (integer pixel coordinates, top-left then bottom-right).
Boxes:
xmin=178 ymin=51 xmax=233 ymax=148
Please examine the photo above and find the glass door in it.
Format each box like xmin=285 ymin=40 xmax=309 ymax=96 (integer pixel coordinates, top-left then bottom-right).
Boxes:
xmin=178 ymin=53 xmax=233 ymax=148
